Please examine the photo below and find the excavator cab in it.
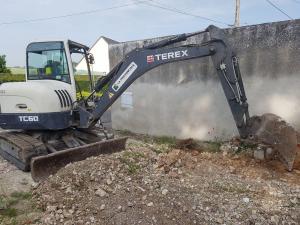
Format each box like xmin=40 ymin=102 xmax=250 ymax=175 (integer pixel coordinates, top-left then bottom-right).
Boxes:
xmin=27 ymin=42 xmax=70 ymax=83
xmin=0 ymin=40 xmax=97 ymax=130
xmin=26 ymin=40 xmax=95 ymax=98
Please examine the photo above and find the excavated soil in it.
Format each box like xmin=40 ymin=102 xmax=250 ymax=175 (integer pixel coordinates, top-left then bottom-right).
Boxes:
xmin=33 ymin=136 xmax=300 ymax=225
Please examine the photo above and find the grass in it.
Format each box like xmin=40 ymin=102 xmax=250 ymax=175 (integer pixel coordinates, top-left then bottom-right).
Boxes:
xmin=8 ymin=192 xmax=31 ymax=205
xmin=7 ymin=67 xmax=103 ymax=77
xmin=213 ymin=182 xmax=249 ymax=194
xmin=203 ymin=141 xmax=222 ymax=153
xmin=117 ymin=130 xmax=177 ymax=154
xmin=117 ymin=130 xmax=176 ymax=145
xmin=127 ymin=163 xmax=141 ymax=174
xmin=121 ymin=151 xmax=145 ymax=174
xmin=120 ymin=157 xmax=141 ymax=174
xmin=200 ymin=136 xmax=223 ymax=153
xmin=0 ymin=191 xmax=40 ymax=224
xmin=236 ymin=141 xmax=258 ymax=153
xmin=152 ymin=136 xmax=177 ymax=145
xmin=1 ymin=208 xmax=17 ymax=217
xmin=140 ymin=135 xmax=176 ymax=154
xmin=8 ymin=67 xmax=25 ymax=75
xmin=0 ymin=73 xmax=105 ymax=100
xmin=118 ymin=129 xmax=226 ymax=154
xmin=0 ymin=73 xmax=101 ymax=87
xmin=123 ymin=151 xmax=145 ymax=159
xmin=0 ymin=73 xmax=25 ymax=82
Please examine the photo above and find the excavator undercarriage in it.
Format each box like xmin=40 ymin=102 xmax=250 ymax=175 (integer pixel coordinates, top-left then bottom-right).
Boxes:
xmin=0 ymin=127 xmax=127 ymax=181
xmin=0 ymin=132 xmax=47 ymax=171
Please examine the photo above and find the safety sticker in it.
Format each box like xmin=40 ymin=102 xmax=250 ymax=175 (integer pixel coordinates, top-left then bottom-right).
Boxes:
xmin=112 ymin=62 xmax=138 ymax=92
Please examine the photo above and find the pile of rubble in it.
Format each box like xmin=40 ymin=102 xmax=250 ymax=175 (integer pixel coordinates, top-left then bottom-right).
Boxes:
xmin=33 ymin=138 xmax=300 ymax=225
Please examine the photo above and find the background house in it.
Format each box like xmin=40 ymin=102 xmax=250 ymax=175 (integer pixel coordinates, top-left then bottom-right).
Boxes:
xmin=76 ymin=36 xmax=118 ymax=75
xmin=75 ymin=36 xmax=118 ymax=131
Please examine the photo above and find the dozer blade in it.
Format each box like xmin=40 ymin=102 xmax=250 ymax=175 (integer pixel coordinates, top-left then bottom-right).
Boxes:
xmin=247 ymin=113 xmax=298 ymax=171
xmin=31 ymin=137 xmax=127 ymax=182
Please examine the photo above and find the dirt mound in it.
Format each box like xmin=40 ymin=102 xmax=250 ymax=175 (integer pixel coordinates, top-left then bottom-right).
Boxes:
xmin=33 ymin=138 xmax=300 ymax=225
xmin=248 ymin=113 xmax=299 ymax=171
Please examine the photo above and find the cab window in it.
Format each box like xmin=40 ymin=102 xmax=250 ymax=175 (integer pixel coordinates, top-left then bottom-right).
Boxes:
xmin=27 ymin=42 xmax=70 ymax=83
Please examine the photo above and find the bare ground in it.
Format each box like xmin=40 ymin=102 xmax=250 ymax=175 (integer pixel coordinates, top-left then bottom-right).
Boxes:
xmin=31 ymin=135 xmax=300 ymax=225
xmin=0 ymin=157 xmax=41 ymax=224
xmin=0 ymin=158 xmax=35 ymax=196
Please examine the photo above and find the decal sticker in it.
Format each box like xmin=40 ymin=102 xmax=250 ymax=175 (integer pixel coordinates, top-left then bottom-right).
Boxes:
xmin=112 ymin=62 xmax=138 ymax=92
xmin=147 ymin=55 xmax=154 ymax=63
xmin=19 ymin=115 xmax=39 ymax=122
xmin=147 ymin=50 xmax=189 ymax=63
xmin=108 ymin=92 xmax=114 ymax=99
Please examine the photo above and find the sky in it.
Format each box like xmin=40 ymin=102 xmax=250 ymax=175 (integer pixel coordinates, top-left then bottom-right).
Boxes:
xmin=0 ymin=0 xmax=299 ymax=66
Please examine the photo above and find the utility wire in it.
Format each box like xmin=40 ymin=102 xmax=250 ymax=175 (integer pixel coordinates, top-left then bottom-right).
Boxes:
xmin=146 ymin=0 xmax=230 ymax=25
xmin=265 ymin=0 xmax=293 ymax=20
xmin=0 ymin=0 xmax=150 ymax=26
xmin=136 ymin=0 xmax=230 ymax=26
xmin=1 ymin=0 xmax=232 ymax=27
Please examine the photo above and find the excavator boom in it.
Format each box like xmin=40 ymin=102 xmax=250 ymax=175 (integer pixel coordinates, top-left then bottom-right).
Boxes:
xmin=76 ymin=25 xmax=298 ymax=171
xmin=78 ymin=26 xmax=250 ymax=137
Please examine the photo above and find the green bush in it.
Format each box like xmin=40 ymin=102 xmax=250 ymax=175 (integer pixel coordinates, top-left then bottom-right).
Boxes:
xmin=75 ymin=79 xmax=92 ymax=92
xmin=0 ymin=55 xmax=11 ymax=74
xmin=0 ymin=73 xmax=25 ymax=82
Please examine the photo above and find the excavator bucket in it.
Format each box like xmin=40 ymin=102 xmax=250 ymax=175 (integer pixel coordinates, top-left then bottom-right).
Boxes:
xmin=31 ymin=137 xmax=127 ymax=182
xmin=247 ymin=113 xmax=299 ymax=171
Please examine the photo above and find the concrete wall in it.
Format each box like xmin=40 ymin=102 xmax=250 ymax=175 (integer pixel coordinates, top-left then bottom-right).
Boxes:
xmin=109 ymin=19 xmax=300 ymax=140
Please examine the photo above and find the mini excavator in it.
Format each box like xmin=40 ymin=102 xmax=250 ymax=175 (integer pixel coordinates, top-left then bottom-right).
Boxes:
xmin=0 ymin=25 xmax=298 ymax=181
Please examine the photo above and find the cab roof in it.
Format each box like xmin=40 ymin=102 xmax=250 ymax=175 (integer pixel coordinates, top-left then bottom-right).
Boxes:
xmin=26 ymin=40 xmax=89 ymax=52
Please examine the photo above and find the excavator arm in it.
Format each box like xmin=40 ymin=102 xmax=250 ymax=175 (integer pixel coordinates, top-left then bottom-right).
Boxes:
xmin=78 ymin=25 xmax=250 ymax=138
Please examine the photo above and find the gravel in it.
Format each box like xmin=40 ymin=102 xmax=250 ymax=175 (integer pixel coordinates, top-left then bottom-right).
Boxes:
xmin=33 ymin=138 xmax=300 ymax=225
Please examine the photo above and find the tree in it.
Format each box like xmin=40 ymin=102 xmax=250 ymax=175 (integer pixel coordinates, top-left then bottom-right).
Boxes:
xmin=0 ymin=55 xmax=11 ymax=73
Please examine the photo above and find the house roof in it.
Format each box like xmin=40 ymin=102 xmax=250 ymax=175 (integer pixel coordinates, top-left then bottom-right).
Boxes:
xmin=101 ymin=36 xmax=119 ymax=45
xmin=87 ymin=36 xmax=119 ymax=51
xmin=76 ymin=36 xmax=119 ymax=67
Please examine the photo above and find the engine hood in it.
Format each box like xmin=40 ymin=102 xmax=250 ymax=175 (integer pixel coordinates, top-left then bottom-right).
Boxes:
xmin=0 ymin=80 xmax=75 ymax=113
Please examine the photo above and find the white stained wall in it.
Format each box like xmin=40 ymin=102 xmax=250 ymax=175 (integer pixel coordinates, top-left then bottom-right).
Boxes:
xmin=76 ymin=37 xmax=117 ymax=75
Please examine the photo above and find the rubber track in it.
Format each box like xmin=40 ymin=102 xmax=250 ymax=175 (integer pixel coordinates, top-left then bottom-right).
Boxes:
xmin=0 ymin=132 xmax=46 ymax=171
